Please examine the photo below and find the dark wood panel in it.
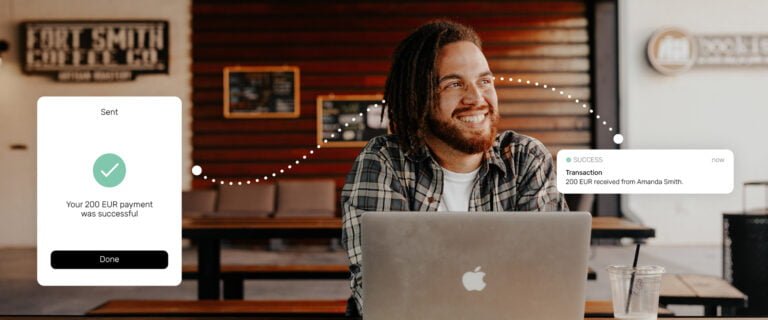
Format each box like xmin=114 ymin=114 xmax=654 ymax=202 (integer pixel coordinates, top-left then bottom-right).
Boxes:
xmin=194 ymin=44 xmax=589 ymax=61
xmin=498 ymin=116 xmax=590 ymax=130
xmin=193 ymin=116 xmax=589 ymax=135
xmin=194 ymin=148 xmax=362 ymax=162
xmin=192 ymin=100 xmax=594 ymax=119
xmin=193 ymin=2 xmax=585 ymax=16
xmin=194 ymin=16 xmax=588 ymax=32
xmin=197 ymin=162 xmax=353 ymax=176
xmin=192 ymin=86 xmax=590 ymax=104
xmin=194 ymin=130 xmax=590 ymax=148
xmin=193 ymin=72 xmax=590 ymax=90
xmin=193 ymin=176 xmax=349 ymax=190
xmin=192 ymin=0 xmax=592 ymax=190
xmin=499 ymin=102 xmax=591 ymax=116
xmin=194 ymin=29 xmax=588 ymax=45
xmin=194 ymin=119 xmax=317 ymax=133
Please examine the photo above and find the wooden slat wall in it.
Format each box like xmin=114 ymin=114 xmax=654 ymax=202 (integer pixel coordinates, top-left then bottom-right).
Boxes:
xmin=192 ymin=0 xmax=591 ymax=192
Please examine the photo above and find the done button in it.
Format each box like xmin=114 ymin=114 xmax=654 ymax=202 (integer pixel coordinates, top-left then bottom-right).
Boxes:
xmin=50 ymin=250 xmax=168 ymax=269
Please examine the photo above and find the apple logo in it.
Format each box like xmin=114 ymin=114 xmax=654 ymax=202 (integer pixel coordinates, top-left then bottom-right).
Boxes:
xmin=462 ymin=266 xmax=486 ymax=291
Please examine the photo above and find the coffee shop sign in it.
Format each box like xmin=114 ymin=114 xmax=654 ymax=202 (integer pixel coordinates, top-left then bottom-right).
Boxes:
xmin=22 ymin=21 xmax=168 ymax=82
xmin=647 ymin=27 xmax=768 ymax=75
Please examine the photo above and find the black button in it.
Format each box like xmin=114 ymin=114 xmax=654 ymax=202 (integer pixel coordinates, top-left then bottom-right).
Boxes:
xmin=51 ymin=250 xmax=168 ymax=269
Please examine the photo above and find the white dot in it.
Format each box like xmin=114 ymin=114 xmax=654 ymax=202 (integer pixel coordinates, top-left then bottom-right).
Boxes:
xmin=212 ymin=178 xmax=216 ymax=183
xmin=338 ymin=128 xmax=342 ymax=132
xmin=602 ymin=121 xmax=607 ymax=125
xmin=323 ymin=139 xmax=328 ymax=143
xmin=229 ymin=182 xmax=233 ymax=186
xmin=288 ymin=165 xmax=292 ymax=169
xmin=264 ymin=176 xmax=268 ymax=180
xmin=331 ymin=134 xmax=335 ymax=138
xmin=366 ymin=108 xmax=371 ymax=112
xmin=220 ymin=181 xmax=224 ymax=185
xmin=552 ymin=88 xmax=556 ymax=91
xmin=567 ymin=95 xmax=572 ymax=99
xmin=352 ymin=117 xmax=356 ymax=122
xmin=526 ymin=80 xmax=530 ymax=84
xmin=247 ymin=181 xmax=251 ymax=184
xmin=517 ymin=79 xmax=521 ymax=83
xmin=589 ymin=109 xmax=594 ymax=113
xmin=295 ymin=160 xmax=300 ymax=164
xmin=559 ymin=91 xmax=564 ymax=95
xmin=500 ymin=77 xmax=505 ymax=80
xmin=344 ymin=123 xmax=349 ymax=127
xmin=309 ymin=150 xmax=314 ymax=154
xmin=596 ymin=115 xmax=600 ymax=119
xmin=381 ymin=99 xmax=386 ymax=104
xmin=302 ymin=155 xmax=307 ymax=159
xmin=359 ymin=113 xmax=364 ymax=116
xmin=191 ymin=165 xmax=202 ymax=176
xmin=609 ymin=127 xmax=613 ymax=131
xmin=613 ymin=134 xmax=624 ymax=145
xmin=316 ymin=144 xmax=321 ymax=149
xmin=575 ymin=99 xmax=580 ymax=103
xmin=238 ymin=182 xmax=242 ymax=186
xmin=280 ymin=169 xmax=284 ymax=173
xmin=272 ymin=173 xmax=276 ymax=177
xmin=535 ymin=82 xmax=539 ymax=86
xmin=543 ymin=84 xmax=547 ymax=88
xmin=256 ymin=179 xmax=260 ymax=182
xmin=203 ymin=175 xmax=208 ymax=180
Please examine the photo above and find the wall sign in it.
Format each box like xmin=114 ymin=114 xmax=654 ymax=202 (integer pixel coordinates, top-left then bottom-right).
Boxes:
xmin=317 ymin=94 xmax=388 ymax=148
xmin=223 ymin=66 xmax=300 ymax=119
xmin=647 ymin=27 xmax=768 ymax=75
xmin=22 ymin=21 xmax=169 ymax=82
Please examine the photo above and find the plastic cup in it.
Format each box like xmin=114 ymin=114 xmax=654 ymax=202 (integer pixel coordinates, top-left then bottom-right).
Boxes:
xmin=606 ymin=265 xmax=665 ymax=320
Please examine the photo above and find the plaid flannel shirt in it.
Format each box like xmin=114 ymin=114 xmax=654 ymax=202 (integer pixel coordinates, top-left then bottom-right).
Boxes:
xmin=340 ymin=130 xmax=568 ymax=314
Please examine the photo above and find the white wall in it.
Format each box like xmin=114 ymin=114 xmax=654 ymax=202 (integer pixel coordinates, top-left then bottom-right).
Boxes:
xmin=619 ymin=0 xmax=768 ymax=245
xmin=0 ymin=0 xmax=192 ymax=247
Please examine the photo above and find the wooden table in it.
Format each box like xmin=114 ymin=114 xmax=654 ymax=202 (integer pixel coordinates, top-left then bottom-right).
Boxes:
xmin=183 ymin=217 xmax=341 ymax=300
xmin=183 ymin=216 xmax=654 ymax=300
xmin=591 ymin=216 xmax=655 ymax=240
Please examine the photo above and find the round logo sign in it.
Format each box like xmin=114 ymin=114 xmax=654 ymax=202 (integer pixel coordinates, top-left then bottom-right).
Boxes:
xmin=647 ymin=28 xmax=697 ymax=75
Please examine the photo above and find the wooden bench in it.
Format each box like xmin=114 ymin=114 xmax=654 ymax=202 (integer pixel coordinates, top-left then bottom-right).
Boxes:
xmin=660 ymin=274 xmax=747 ymax=316
xmin=88 ymin=299 xmax=672 ymax=317
xmin=183 ymin=264 xmax=351 ymax=299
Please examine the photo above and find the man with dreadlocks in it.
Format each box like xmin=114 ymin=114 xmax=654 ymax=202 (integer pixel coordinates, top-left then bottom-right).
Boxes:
xmin=340 ymin=20 xmax=568 ymax=315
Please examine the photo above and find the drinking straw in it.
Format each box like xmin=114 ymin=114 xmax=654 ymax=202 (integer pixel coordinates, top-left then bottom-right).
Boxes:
xmin=625 ymin=243 xmax=641 ymax=313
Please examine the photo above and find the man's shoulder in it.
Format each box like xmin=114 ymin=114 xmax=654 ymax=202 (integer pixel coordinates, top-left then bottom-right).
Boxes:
xmin=359 ymin=135 xmax=407 ymax=161
xmin=495 ymin=130 xmax=551 ymax=160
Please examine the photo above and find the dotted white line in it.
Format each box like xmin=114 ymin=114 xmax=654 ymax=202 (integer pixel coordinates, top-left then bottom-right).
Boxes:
xmin=194 ymin=75 xmax=624 ymax=185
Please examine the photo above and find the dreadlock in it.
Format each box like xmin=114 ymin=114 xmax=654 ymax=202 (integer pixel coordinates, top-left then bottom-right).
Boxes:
xmin=383 ymin=20 xmax=482 ymax=154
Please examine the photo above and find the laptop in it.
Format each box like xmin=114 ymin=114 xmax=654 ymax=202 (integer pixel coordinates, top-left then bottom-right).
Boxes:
xmin=361 ymin=211 xmax=591 ymax=320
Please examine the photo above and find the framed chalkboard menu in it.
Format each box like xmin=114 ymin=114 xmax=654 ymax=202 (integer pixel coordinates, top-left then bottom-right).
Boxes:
xmin=223 ymin=66 xmax=300 ymax=118
xmin=317 ymin=94 xmax=388 ymax=148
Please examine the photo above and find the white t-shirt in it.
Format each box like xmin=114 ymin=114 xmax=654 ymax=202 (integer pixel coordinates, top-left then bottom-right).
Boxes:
xmin=437 ymin=166 xmax=480 ymax=212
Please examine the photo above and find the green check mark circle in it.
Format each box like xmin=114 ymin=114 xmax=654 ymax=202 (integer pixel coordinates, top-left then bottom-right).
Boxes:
xmin=93 ymin=153 xmax=126 ymax=188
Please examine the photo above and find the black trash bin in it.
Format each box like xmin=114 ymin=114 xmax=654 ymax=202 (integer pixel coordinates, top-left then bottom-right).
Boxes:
xmin=723 ymin=213 xmax=768 ymax=315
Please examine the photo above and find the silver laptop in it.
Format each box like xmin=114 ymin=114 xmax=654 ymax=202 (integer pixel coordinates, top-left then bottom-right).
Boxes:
xmin=362 ymin=211 xmax=591 ymax=320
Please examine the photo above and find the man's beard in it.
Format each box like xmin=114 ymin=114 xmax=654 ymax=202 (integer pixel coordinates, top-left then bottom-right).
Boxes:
xmin=426 ymin=107 xmax=499 ymax=155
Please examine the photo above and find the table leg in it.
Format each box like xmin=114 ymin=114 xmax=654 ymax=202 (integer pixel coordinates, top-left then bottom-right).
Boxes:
xmin=197 ymin=237 xmax=220 ymax=300
xmin=703 ymin=304 xmax=718 ymax=316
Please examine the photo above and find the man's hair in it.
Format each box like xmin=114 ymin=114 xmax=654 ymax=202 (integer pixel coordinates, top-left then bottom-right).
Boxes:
xmin=383 ymin=20 xmax=482 ymax=154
